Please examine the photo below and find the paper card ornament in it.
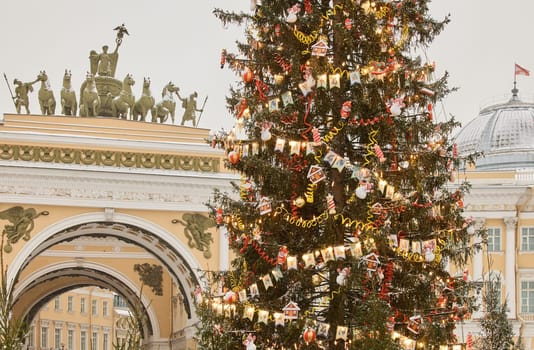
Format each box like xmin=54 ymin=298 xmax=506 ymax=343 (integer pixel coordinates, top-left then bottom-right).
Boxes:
xmin=329 ymin=73 xmax=341 ymax=88
xmin=321 ymin=247 xmax=335 ymax=262
xmin=215 ymin=302 xmax=224 ymax=315
xmin=271 ymin=266 xmax=283 ymax=281
xmin=306 ymin=141 xmax=315 ymax=155
xmin=269 ymin=98 xmax=279 ymax=111
xmin=289 ymin=140 xmax=300 ymax=155
xmin=249 ymin=283 xmax=260 ymax=298
xmin=334 ymin=245 xmax=346 ymax=260
xmin=399 ymin=238 xmax=410 ymax=252
xmin=307 ymin=165 xmax=326 ymax=184
xmin=323 ymin=150 xmax=339 ymax=165
xmin=282 ymin=301 xmax=300 ymax=319
xmin=281 ymin=91 xmax=294 ymax=106
xmin=262 ymin=274 xmax=273 ymax=289
xmin=317 ymin=322 xmax=331 ymax=337
xmin=407 ymin=315 xmax=422 ymax=334
xmin=244 ymin=306 xmax=255 ymax=320
xmin=349 ymin=241 xmax=363 ymax=257
xmin=258 ymin=197 xmax=272 ymax=215
xmin=311 ymin=36 xmax=330 ymax=57
xmin=364 ymin=253 xmax=380 ymax=271
xmin=411 ymin=241 xmax=422 ymax=254
xmin=423 ymin=239 xmax=436 ymax=253
xmin=274 ymin=312 xmax=285 ymax=326
xmin=299 ymin=76 xmax=316 ymax=96
xmin=386 ymin=185 xmax=395 ymax=199
xmin=287 ymin=255 xmax=298 ymax=270
xmin=317 ymin=73 xmax=328 ymax=88
xmin=258 ymin=309 xmax=269 ymax=324
xmin=332 ymin=157 xmax=346 ymax=171
xmin=349 ymin=70 xmax=361 ymax=85
xmin=302 ymin=252 xmax=316 ymax=268
xmin=239 ymin=288 xmax=248 ymax=302
xmin=275 ymin=138 xmax=286 ymax=152
xmin=388 ymin=234 xmax=398 ymax=248
xmin=335 ymin=326 xmax=348 ymax=341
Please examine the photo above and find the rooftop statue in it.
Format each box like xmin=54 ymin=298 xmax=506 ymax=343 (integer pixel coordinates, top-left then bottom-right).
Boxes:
xmin=177 ymin=90 xmax=206 ymax=127
xmin=89 ymin=24 xmax=127 ymax=78
xmin=79 ymin=72 xmax=101 ymax=117
xmin=61 ymin=69 xmax=77 ymax=116
xmin=133 ymin=77 xmax=155 ymax=122
xmin=36 ymin=70 xmax=56 ymax=115
xmin=111 ymin=73 xmax=135 ymax=119
xmin=9 ymin=76 xmax=38 ymax=114
xmin=152 ymin=82 xmax=179 ymax=123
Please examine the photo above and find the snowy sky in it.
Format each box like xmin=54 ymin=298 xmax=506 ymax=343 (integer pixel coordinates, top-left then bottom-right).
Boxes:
xmin=2 ymin=1 xmax=534 ymax=133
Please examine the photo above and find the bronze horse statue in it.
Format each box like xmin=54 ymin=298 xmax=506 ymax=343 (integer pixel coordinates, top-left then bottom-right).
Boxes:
xmin=36 ymin=71 xmax=56 ymax=115
xmin=133 ymin=77 xmax=155 ymax=122
xmin=60 ymin=69 xmax=77 ymax=116
xmin=79 ymin=73 xmax=101 ymax=117
xmin=151 ymin=81 xmax=179 ymax=123
xmin=111 ymin=73 xmax=135 ymax=119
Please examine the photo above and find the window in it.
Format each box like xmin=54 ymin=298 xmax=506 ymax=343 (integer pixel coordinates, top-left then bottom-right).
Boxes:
xmin=80 ymin=298 xmax=86 ymax=314
xmin=54 ymin=328 xmax=61 ymax=349
xmin=92 ymin=299 xmax=98 ymax=316
xmin=67 ymin=296 xmax=74 ymax=312
xmin=41 ymin=327 xmax=48 ymax=348
xmin=28 ymin=326 xmax=35 ymax=347
xmin=521 ymin=227 xmax=534 ymax=251
xmin=521 ymin=280 xmax=534 ymax=313
xmin=80 ymin=331 xmax=87 ymax=350
xmin=68 ymin=330 xmax=74 ymax=350
xmin=103 ymin=301 xmax=109 ymax=317
xmin=54 ymin=296 xmax=61 ymax=311
xmin=103 ymin=333 xmax=109 ymax=350
xmin=91 ymin=332 xmax=98 ymax=350
xmin=487 ymin=227 xmax=501 ymax=251
xmin=114 ymin=294 xmax=128 ymax=308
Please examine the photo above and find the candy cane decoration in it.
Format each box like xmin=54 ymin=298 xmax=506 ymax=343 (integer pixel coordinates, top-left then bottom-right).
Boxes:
xmin=311 ymin=127 xmax=321 ymax=144
xmin=374 ymin=144 xmax=386 ymax=163
xmin=327 ymin=194 xmax=336 ymax=214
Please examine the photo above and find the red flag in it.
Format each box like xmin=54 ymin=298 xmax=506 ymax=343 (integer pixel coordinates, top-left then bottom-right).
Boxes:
xmin=515 ymin=63 xmax=530 ymax=76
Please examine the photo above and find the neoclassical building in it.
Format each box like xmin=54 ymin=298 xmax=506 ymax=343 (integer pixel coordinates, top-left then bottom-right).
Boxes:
xmin=0 ymin=113 xmax=237 ymax=350
xmin=454 ymin=87 xmax=534 ymax=348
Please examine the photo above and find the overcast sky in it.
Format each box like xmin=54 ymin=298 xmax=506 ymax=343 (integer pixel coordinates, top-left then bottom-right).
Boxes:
xmin=2 ymin=1 xmax=534 ymax=134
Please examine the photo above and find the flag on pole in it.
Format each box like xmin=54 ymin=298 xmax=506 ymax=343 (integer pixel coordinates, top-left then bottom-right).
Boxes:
xmin=515 ymin=63 xmax=530 ymax=77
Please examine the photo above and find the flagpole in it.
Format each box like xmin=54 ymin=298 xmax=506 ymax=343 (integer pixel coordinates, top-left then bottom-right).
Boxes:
xmin=512 ymin=63 xmax=518 ymax=99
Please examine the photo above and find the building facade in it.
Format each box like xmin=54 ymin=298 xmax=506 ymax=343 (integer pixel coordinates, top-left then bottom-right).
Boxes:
xmin=454 ymin=89 xmax=534 ymax=348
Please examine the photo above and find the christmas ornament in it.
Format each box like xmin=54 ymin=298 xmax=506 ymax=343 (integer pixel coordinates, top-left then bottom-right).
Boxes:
xmin=336 ymin=267 xmax=350 ymax=286
xmin=340 ymin=101 xmax=351 ymax=119
xmin=228 ymin=150 xmax=240 ymax=164
xmin=311 ymin=36 xmax=329 ymax=57
xmin=374 ymin=144 xmax=386 ymax=163
xmin=243 ymin=67 xmax=254 ymax=83
xmin=223 ymin=290 xmax=238 ymax=303
xmin=294 ymin=196 xmax=305 ymax=208
xmin=303 ymin=328 xmax=317 ymax=343
xmin=326 ymin=193 xmax=336 ymax=214
xmin=220 ymin=48 xmax=226 ymax=69
xmin=283 ymin=301 xmax=300 ymax=319
xmin=243 ymin=334 xmax=257 ymax=350
xmin=344 ymin=18 xmax=352 ymax=30
xmin=277 ymin=245 xmax=288 ymax=265
xmin=311 ymin=127 xmax=321 ymax=144
xmin=216 ymin=207 xmax=223 ymax=225
xmin=261 ymin=121 xmax=273 ymax=141
xmin=355 ymin=185 xmax=367 ymax=199
xmin=286 ymin=4 xmax=301 ymax=23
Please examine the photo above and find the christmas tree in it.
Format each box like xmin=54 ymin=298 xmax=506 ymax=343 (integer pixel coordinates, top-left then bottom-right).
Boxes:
xmin=197 ymin=1 xmax=480 ymax=349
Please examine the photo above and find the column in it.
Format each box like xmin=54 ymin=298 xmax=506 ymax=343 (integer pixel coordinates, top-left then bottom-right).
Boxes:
xmin=471 ymin=218 xmax=485 ymax=319
xmin=504 ymin=217 xmax=518 ymax=319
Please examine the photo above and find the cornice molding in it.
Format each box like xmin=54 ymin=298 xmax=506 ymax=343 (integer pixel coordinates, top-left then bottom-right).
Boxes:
xmin=0 ymin=143 xmax=222 ymax=172
xmin=0 ymin=165 xmax=237 ymax=211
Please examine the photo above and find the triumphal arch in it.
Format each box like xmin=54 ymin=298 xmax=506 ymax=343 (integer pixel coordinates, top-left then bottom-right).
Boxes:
xmin=1 ymin=26 xmax=236 ymax=350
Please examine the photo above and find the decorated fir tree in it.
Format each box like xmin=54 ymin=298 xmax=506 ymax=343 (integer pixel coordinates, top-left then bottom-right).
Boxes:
xmin=197 ymin=1 xmax=481 ymax=349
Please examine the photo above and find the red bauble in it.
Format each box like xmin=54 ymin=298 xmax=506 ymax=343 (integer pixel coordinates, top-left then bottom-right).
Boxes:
xmin=223 ymin=290 xmax=238 ymax=304
xmin=243 ymin=67 xmax=254 ymax=83
xmin=228 ymin=151 xmax=240 ymax=164
xmin=303 ymin=328 xmax=316 ymax=343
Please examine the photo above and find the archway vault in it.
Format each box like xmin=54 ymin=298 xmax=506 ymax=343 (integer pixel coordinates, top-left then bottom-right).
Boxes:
xmin=9 ymin=211 xmax=207 ymax=336
xmin=13 ymin=262 xmax=158 ymax=338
